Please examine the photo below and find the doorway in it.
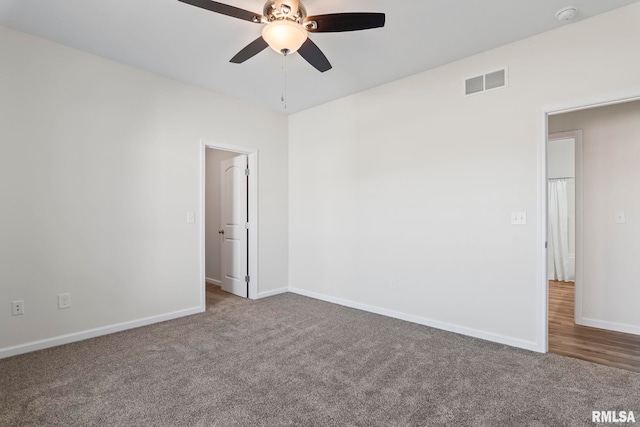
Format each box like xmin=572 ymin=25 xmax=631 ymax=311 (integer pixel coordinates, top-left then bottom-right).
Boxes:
xmin=547 ymin=131 xmax=580 ymax=289
xmin=200 ymin=140 xmax=259 ymax=305
xmin=542 ymin=98 xmax=640 ymax=372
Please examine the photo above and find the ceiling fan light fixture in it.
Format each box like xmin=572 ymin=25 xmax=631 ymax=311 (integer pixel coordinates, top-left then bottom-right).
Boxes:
xmin=179 ymin=0 xmax=384 ymax=72
xmin=262 ymin=19 xmax=308 ymax=54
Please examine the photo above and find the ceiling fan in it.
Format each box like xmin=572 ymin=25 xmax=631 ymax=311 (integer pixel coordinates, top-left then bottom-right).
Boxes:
xmin=178 ymin=0 xmax=386 ymax=72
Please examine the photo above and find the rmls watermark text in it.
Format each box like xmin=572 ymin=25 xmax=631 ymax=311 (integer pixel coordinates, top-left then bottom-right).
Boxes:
xmin=592 ymin=411 xmax=636 ymax=424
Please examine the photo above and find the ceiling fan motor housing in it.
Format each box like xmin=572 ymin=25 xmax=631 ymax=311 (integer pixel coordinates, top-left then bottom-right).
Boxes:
xmin=264 ymin=0 xmax=307 ymax=22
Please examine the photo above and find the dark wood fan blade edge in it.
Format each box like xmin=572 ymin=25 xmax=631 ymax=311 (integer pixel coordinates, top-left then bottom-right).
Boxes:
xmin=304 ymin=13 xmax=385 ymax=33
xmin=230 ymin=37 xmax=269 ymax=63
xmin=179 ymin=0 xmax=264 ymax=23
xmin=297 ymin=38 xmax=332 ymax=72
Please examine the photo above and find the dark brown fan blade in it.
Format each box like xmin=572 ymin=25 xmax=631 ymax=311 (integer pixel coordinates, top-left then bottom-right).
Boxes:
xmin=304 ymin=13 xmax=385 ymax=33
xmin=297 ymin=38 xmax=332 ymax=72
xmin=230 ymin=37 xmax=269 ymax=63
xmin=178 ymin=0 xmax=264 ymax=23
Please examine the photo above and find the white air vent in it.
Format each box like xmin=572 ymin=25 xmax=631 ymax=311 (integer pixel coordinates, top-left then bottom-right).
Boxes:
xmin=464 ymin=67 xmax=508 ymax=96
xmin=465 ymin=75 xmax=484 ymax=96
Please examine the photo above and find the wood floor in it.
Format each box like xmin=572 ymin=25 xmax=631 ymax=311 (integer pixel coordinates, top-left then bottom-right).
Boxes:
xmin=548 ymin=280 xmax=640 ymax=373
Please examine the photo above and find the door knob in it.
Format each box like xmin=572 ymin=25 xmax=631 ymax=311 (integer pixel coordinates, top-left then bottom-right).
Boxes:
xmin=218 ymin=230 xmax=224 ymax=234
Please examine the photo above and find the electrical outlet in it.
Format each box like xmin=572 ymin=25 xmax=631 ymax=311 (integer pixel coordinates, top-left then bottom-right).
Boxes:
xmin=12 ymin=300 xmax=24 ymax=316
xmin=186 ymin=212 xmax=195 ymax=224
xmin=511 ymin=211 xmax=527 ymax=225
xmin=390 ymin=278 xmax=398 ymax=289
xmin=58 ymin=293 xmax=71 ymax=309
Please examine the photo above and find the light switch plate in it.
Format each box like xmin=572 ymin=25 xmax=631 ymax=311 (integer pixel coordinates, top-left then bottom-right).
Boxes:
xmin=187 ymin=212 xmax=195 ymax=224
xmin=615 ymin=211 xmax=626 ymax=224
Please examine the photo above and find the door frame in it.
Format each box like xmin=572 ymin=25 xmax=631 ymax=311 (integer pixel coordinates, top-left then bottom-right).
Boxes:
xmin=536 ymin=90 xmax=640 ymax=353
xmin=200 ymin=139 xmax=259 ymax=303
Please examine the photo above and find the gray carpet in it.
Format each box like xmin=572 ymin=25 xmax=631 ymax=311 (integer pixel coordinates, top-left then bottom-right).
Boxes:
xmin=1 ymin=285 xmax=639 ymax=426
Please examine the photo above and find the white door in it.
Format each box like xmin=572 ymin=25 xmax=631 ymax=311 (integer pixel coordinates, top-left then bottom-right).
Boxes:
xmin=220 ymin=155 xmax=248 ymax=297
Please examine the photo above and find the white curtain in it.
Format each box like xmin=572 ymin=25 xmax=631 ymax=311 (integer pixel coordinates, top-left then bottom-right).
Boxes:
xmin=548 ymin=179 xmax=572 ymax=281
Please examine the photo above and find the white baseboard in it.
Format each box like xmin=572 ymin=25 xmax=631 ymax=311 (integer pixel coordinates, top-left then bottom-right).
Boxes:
xmin=205 ymin=277 xmax=221 ymax=286
xmin=579 ymin=317 xmax=640 ymax=336
xmin=257 ymin=287 xmax=288 ymax=299
xmin=3 ymin=287 xmax=542 ymax=359
xmin=288 ymin=287 xmax=539 ymax=352
xmin=0 ymin=306 xmax=204 ymax=359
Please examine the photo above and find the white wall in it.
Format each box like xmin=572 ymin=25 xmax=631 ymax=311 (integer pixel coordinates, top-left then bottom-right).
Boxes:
xmin=0 ymin=26 xmax=288 ymax=355
xmin=205 ymin=149 xmax=239 ymax=283
xmin=288 ymin=3 xmax=640 ymax=350
xmin=549 ymin=101 xmax=640 ymax=334
xmin=547 ymin=139 xmax=575 ymax=179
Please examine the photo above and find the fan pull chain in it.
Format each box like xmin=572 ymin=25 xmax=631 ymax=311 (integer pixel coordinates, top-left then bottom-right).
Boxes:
xmin=281 ymin=53 xmax=287 ymax=110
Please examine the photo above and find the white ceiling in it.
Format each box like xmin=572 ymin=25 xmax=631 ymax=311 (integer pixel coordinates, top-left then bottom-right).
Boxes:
xmin=1 ymin=0 xmax=638 ymax=114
